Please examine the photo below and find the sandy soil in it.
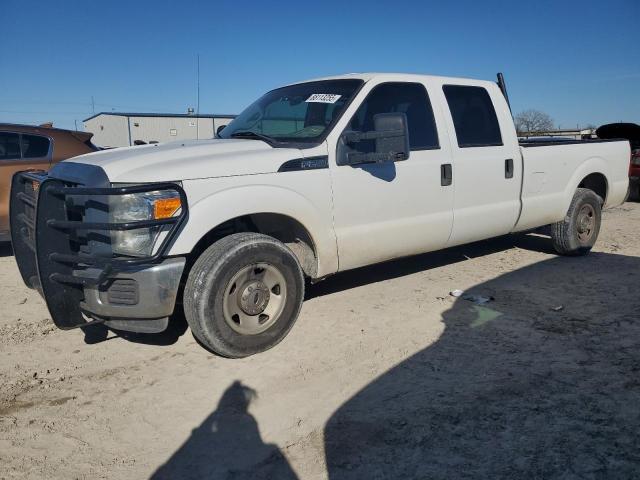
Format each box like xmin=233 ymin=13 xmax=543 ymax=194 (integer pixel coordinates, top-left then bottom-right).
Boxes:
xmin=1 ymin=204 xmax=639 ymax=479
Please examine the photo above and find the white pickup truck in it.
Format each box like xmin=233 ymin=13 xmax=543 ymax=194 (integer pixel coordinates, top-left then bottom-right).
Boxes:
xmin=11 ymin=73 xmax=630 ymax=357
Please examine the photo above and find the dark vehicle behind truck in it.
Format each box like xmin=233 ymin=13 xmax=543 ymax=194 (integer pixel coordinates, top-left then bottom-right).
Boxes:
xmin=596 ymin=123 xmax=640 ymax=200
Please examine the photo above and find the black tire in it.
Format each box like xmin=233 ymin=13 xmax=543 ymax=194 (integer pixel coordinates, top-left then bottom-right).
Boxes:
xmin=628 ymin=180 xmax=640 ymax=202
xmin=550 ymin=188 xmax=602 ymax=256
xmin=184 ymin=233 xmax=305 ymax=358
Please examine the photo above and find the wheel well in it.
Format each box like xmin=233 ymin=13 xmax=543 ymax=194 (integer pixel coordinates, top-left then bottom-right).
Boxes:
xmin=578 ymin=173 xmax=607 ymax=203
xmin=187 ymin=213 xmax=318 ymax=278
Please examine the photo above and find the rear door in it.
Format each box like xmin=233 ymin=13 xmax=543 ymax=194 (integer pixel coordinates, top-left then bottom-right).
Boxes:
xmin=439 ymin=83 xmax=522 ymax=246
xmin=0 ymin=131 xmax=52 ymax=238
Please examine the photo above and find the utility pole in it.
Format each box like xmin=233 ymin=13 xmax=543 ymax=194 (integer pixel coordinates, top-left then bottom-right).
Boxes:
xmin=74 ymin=119 xmax=78 ymax=131
xmin=91 ymin=96 xmax=95 ymax=114
xmin=196 ymin=54 xmax=200 ymax=140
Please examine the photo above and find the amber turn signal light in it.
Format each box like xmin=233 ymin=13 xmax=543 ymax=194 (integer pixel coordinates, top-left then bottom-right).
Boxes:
xmin=153 ymin=197 xmax=181 ymax=219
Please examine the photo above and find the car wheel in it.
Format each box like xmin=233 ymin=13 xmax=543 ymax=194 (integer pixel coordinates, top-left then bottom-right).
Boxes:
xmin=550 ymin=188 xmax=602 ymax=256
xmin=184 ymin=232 xmax=305 ymax=357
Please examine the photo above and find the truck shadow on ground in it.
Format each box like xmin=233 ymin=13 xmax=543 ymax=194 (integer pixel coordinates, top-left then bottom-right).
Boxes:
xmin=150 ymin=380 xmax=299 ymax=480
xmin=81 ymin=308 xmax=189 ymax=346
xmin=307 ymin=232 xmax=554 ymax=299
xmin=0 ymin=243 xmax=13 ymax=258
xmin=323 ymin=252 xmax=640 ymax=479
xmin=82 ymin=233 xmax=553 ymax=347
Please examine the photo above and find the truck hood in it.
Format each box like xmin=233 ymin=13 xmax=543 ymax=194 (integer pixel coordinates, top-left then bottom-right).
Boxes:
xmin=61 ymin=138 xmax=303 ymax=183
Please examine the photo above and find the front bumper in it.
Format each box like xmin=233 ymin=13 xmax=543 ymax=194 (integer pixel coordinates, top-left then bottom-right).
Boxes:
xmin=10 ymin=170 xmax=188 ymax=333
xmin=81 ymin=257 xmax=185 ymax=333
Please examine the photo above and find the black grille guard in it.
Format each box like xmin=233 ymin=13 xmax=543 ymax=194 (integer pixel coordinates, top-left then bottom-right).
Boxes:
xmin=10 ymin=171 xmax=188 ymax=329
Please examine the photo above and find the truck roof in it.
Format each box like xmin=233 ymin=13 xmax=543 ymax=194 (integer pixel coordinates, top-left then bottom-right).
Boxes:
xmin=288 ymin=72 xmax=497 ymax=88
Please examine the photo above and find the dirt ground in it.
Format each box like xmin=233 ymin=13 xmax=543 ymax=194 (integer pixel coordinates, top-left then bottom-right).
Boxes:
xmin=1 ymin=204 xmax=639 ymax=479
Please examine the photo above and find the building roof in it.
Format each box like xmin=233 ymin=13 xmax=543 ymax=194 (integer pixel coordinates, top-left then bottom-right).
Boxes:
xmin=83 ymin=112 xmax=236 ymax=122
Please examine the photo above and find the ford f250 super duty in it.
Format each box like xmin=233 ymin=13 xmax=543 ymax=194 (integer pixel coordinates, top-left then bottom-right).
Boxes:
xmin=10 ymin=73 xmax=631 ymax=357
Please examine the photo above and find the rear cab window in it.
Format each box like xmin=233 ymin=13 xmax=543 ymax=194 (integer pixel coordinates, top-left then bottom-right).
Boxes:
xmin=443 ymin=85 xmax=502 ymax=148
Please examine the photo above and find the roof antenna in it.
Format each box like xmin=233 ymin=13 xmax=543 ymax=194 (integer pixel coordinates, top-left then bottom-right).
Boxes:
xmin=496 ymin=72 xmax=512 ymax=115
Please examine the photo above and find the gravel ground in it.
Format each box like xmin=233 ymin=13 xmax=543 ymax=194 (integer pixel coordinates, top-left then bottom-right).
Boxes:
xmin=1 ymin=203 xmax=639 ymax=479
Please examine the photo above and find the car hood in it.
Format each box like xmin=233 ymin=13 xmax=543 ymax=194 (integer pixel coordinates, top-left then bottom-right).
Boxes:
xmin=59 ymin=138 xmax=303 ymax=183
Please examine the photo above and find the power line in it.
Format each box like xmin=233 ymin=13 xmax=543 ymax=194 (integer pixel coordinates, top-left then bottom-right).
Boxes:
xmin=0 ymin=99 xmax=93 ymax=106
xmin=0 ymin=109 xmax=89 ymax=115
xmin=0 ymin=98 xmax=189 ymax=113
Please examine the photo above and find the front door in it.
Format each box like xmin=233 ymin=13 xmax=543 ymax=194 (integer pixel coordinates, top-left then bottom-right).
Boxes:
xmin=329 ymin=81 xmax=455 ymax=271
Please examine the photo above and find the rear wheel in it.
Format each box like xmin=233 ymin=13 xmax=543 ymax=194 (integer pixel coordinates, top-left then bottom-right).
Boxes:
xmin=184 ymin=233 xmax=305 ymax=357
xmin=550 ymin=188 xmax=602 ymax=256
xmin=628 ymin=179 xmax=640 ymax=202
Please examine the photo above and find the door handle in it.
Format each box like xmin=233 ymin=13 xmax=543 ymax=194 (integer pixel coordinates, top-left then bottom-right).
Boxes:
xmin=505 ymin=158 xmax=514 ymax=179
xmin=441 ymin=164 xmax=452 ymax=186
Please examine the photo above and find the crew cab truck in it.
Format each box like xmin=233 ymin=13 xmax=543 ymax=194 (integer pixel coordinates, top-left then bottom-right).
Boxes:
xmin=10 ymin=73 xmax=630 ymax=357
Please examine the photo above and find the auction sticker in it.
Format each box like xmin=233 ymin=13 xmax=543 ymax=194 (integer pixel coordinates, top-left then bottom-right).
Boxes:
xmin=306 ymin=94 xmax=342 ymax=104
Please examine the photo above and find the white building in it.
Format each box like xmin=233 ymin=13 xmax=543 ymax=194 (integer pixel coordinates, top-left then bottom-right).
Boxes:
xmin=84 ymin=112 xmax=235 ymax=148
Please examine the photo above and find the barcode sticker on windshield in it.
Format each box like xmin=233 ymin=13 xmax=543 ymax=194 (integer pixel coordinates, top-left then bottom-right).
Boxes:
xmin=306 ymin=94 xmax=342 ymax=104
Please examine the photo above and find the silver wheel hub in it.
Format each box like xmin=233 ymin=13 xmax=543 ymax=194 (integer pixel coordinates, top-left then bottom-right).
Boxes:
xmin=222 ymin=263 xmax=287 ymax=335
xmin=239 ymin=281 xmax=270 ymax=315
xmin=576 ymin=204 xmax=595 ymax=242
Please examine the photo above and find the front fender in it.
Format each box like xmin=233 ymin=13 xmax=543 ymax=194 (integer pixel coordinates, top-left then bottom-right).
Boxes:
xmin=168 ymin=179 xmax=338 ymax=278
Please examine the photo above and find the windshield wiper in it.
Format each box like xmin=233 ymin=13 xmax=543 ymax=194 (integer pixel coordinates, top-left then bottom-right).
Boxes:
xmin=229 ymin=131 xmax=275 ymax=144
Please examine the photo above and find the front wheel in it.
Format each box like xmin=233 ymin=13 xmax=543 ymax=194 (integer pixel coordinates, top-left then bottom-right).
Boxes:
xmin=550 ymin=188 xmax=602 ymax=256
xmin=184 ymin=233 xmax=305 ymax=357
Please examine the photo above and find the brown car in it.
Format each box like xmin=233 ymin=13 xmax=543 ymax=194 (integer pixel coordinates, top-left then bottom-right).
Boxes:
xmin=0 ymin=124 xmax=97 ymax=241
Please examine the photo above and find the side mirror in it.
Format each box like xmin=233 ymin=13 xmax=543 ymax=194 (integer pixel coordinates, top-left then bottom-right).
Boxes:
xmin=340 ymin=112 xmax=410 ymax=165
xmin=216 ymin=125 xmax=226 ymax=136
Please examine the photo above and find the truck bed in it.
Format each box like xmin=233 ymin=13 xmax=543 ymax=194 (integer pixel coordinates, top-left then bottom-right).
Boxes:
xmin=519 ymin=138 xmax=624 ymax=147
xmin=514 ymin=138 xmax=630 ymax=232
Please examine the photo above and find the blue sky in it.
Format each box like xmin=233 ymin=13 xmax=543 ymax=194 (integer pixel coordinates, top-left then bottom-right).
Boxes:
xmin=1 ymin=0 xmax=638 ymax=131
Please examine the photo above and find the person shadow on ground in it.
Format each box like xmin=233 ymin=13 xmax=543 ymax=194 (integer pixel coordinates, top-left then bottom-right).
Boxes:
xmin=151 ymin=380 xmax=298 ymax=480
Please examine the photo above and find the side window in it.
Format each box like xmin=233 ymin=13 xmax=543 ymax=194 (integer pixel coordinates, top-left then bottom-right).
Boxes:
xmin=0 ymin=132 xmax=21 ymax=160
xmin=443 ymin=85 xmax=502 ymax=147
xmin=348 ymin=82 xmax=439 ymax=152
xmin=20 ymin=134 xmax=50 ymax=158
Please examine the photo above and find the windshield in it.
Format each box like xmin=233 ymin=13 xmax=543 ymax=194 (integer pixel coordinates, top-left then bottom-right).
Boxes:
xmin=219 ymin=79 xmax=363 ymax=144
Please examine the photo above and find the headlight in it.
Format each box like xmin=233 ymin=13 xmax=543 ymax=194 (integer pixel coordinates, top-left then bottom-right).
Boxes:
xmin=109 ymin=189 xmax=182 ymax=257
